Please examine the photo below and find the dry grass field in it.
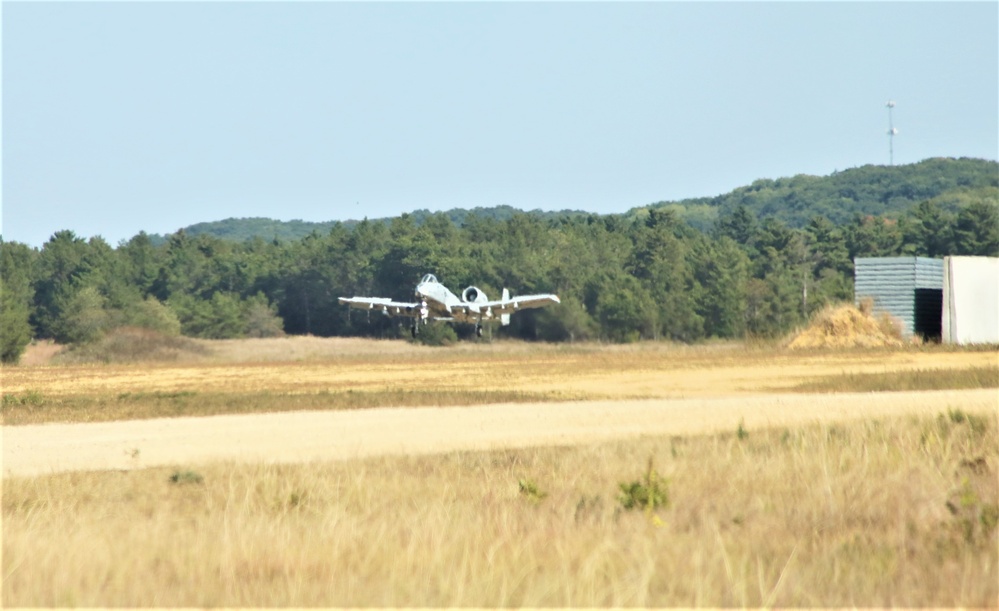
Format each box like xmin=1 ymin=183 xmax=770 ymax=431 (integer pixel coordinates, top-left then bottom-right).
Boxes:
xmin=2 ymin=336 xmax=998 ymax=607
xmin=3 ymin=337 xmax=996 ymax=425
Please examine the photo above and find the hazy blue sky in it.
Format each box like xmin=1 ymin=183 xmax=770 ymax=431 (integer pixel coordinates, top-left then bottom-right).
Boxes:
xmin=3 ymin=1 xmax=997 ymax=248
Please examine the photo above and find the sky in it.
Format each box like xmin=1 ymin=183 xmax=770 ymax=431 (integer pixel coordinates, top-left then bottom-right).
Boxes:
xmin=2 ymin=1 xmax=997 ymax=248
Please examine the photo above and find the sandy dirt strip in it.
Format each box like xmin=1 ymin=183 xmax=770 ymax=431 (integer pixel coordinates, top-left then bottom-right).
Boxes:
xmin=3 ymin=389 xmax=995 ymax=477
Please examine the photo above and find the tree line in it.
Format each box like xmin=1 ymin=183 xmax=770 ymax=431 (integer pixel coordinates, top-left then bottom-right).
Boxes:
xmin=2 ymin=163 xmax=997 ymax=363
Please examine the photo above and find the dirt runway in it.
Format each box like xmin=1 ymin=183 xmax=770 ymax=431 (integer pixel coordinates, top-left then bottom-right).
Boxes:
xmin=4 ymin=389 xmax=995 ymax=477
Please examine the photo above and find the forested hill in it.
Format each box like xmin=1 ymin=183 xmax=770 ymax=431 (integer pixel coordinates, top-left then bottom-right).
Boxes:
xmin=633 ymin=157 xmax=998 ymax=231
xmin=172 ymin=157 xmax=996 ymax=241
xmin=182 ymin=218 xmax=339 ymax=243
xmin=178 ymin=205 xmax=588 ymax=243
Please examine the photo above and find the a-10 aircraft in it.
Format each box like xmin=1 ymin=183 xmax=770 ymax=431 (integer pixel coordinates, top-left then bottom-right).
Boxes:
xmin=338 ymin=273 xmax=560 ymax=337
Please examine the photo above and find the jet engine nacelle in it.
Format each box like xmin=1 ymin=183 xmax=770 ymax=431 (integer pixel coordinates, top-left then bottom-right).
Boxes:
xmin=461 ymin=286 xmax=488 ymax=304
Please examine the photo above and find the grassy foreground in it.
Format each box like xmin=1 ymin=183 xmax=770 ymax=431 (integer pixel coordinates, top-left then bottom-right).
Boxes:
xmin=4 ymin=411 xmax=996 ymax=607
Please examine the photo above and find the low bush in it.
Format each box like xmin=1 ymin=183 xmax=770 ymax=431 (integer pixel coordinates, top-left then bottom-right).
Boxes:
xmin=54 ymin=327 xmax=208 ymax=364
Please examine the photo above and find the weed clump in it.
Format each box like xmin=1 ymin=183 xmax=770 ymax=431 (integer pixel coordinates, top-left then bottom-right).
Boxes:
xmin=946 ymin=478 xmax=999 ymax=544
xmin=618 ymin=457 xmax=668 ymax=512
xmin=518 ymin=478 xmax=548 ymax=504
xmin=2 ymin=390 xmax=44 ymax=407
xmin=737 ymin=418 xmax=749 ymax=440
xmin=1 ymin=391 xmax=45 ymax=422
xmin=939 ymin=408 xmax=989 ymax=437
xmin=169 ymin=470 xmax=204 ymax=485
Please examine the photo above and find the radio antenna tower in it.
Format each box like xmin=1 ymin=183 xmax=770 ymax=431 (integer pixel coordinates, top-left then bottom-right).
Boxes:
xmin=886 ymin=100 xmax=898 ymax=165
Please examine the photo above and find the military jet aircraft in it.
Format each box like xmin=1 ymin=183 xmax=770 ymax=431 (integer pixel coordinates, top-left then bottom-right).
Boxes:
xmin=338 ymin=273 xmax=560 ymax=337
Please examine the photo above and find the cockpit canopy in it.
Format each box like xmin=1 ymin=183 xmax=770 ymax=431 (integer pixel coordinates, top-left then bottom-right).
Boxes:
xmin=420 ymin=274 xmax=438 ymax=284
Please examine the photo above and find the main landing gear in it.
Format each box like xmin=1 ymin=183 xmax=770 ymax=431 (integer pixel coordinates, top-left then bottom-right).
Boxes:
xmin=411 ymin=301 xmax=429 ymax=338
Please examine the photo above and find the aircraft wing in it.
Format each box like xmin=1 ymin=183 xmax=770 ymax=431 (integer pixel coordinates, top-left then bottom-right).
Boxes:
xmin=337 ymin=297 xmax=422 ymax=317
xmin=455 ymin=294 xmax=561 ymax=317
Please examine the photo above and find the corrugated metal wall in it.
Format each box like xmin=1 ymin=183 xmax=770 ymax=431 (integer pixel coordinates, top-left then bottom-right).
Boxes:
xmin=854 ymin=257 xmax=944 ymax=337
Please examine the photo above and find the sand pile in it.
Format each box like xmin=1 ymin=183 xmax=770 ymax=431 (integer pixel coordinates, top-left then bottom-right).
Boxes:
xmin=788 ymin=302 xmax=906 ymax=349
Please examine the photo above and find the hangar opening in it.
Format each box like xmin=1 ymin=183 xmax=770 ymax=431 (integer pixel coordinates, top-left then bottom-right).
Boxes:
xmin=913 ymin=288 xmax=942 ymax=342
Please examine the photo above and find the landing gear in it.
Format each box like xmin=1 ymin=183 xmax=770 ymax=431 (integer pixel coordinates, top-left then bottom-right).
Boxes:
xmin=475 ymin=323 xmax=483 ymax=338
xmin=412 ymin=301 xmax=429 ymax=339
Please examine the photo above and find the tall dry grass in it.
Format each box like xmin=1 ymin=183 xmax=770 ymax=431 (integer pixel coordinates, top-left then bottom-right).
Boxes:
xmin=792 ymin=365 xmax=999 ymax=393
xmin=4 ymin=411 xmax=996 ymax=607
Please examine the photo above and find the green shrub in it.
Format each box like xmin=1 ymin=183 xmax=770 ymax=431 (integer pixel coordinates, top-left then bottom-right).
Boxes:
xmin=53 ymin=286 xmax=112 ymax=344
xmin=243 ymin=293 xmax=285 ymax=338
xmin=125 ymin=297 xmax=182 ymax=336
xmin=412 ymin=323 xmax=457 ymax=346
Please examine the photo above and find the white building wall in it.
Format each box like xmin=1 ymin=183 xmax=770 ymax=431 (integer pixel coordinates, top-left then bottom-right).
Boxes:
xmin=942 ymin=256 xmax=999 ymax=345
